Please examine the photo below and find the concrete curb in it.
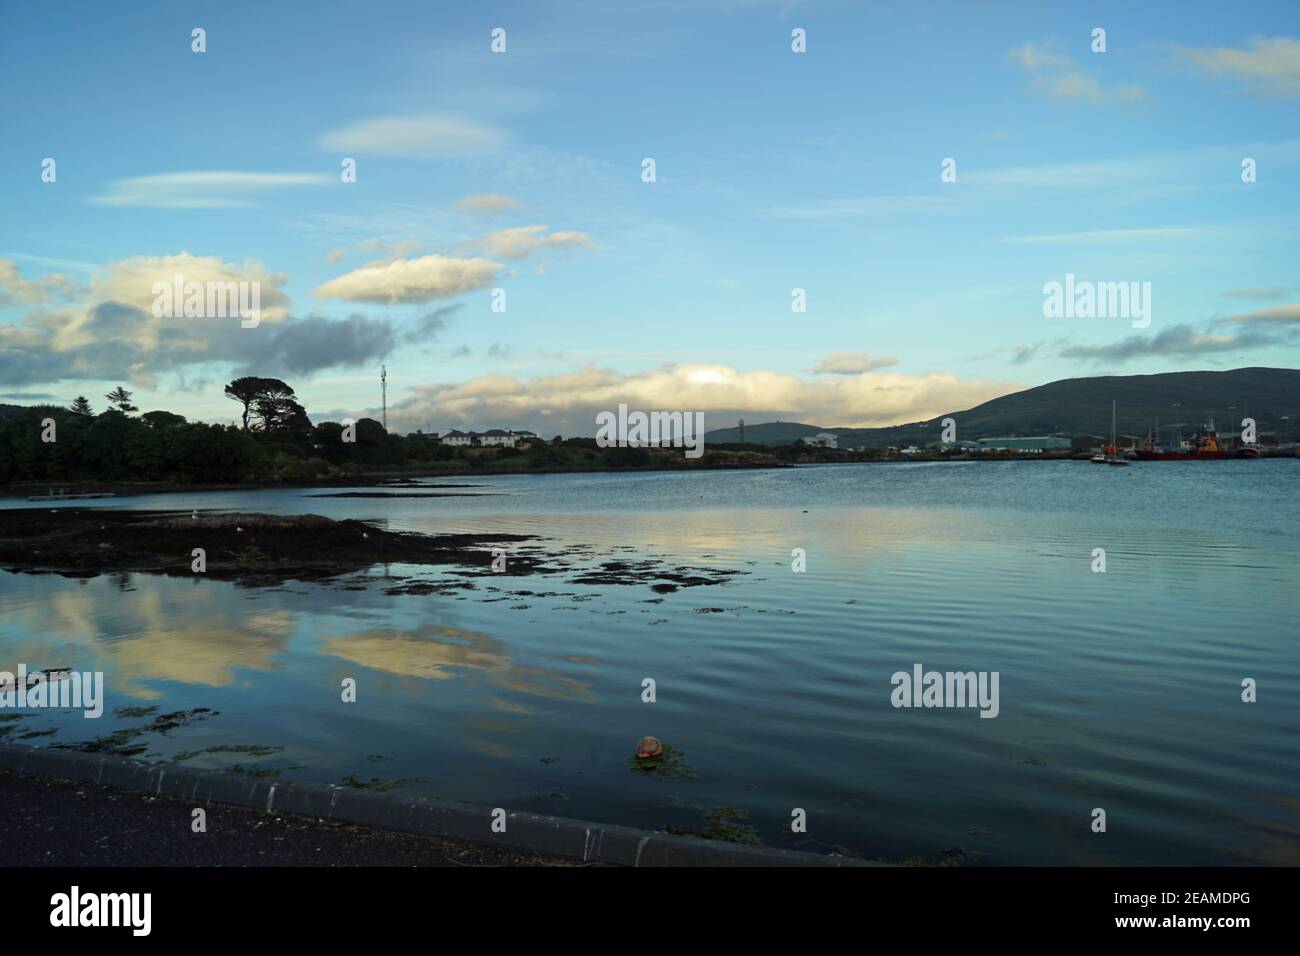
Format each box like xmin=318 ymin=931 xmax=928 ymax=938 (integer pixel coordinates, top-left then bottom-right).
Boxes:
xmin=0 ymin=743 xmax=879 ymax=867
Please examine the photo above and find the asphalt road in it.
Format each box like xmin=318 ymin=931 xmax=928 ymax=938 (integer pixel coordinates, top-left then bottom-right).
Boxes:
xmin=0 ymin=770 xmax=591 ymax=867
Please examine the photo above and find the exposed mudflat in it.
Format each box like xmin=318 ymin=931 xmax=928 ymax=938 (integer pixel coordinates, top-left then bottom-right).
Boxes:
xmin=0 ymin=508 xmax=541 ymax=583
xmin=0 ymin=508 xmax=746 ymax=594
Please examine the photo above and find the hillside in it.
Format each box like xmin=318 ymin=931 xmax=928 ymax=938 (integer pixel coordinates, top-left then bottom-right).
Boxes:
xmin=705 ymin=367 xmax=1300 ymax=446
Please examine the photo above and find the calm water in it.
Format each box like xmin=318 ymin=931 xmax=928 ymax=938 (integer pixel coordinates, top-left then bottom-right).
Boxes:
xmin=2 ymin=460 xmax=1298 ymax=864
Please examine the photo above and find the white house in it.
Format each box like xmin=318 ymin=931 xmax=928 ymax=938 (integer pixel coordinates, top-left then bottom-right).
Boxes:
xmin=478 ymin=429 xmax=517 ymax=447
xmin=806 ymin=432 xmax=838 ymax=449
xmin=442 ymin=429 xmax=475 ymax=447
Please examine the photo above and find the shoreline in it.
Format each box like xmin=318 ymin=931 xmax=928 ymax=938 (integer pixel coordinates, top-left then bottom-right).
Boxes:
xmin=0 ymin=743 xmax=871 ymax=867
xmin=8 ymin=452 xmax=1294 ymax=501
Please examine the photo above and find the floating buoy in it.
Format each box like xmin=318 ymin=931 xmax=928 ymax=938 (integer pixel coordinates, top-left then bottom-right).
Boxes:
xmin=635 ymin=736 xmax=662 ymax=759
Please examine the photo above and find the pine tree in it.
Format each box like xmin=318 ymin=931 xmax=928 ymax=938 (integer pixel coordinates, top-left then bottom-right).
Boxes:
xmin=105 ymin=386 xmax=138 ymax=414
xmin=70 ymin=396 xmax=93 ymax=416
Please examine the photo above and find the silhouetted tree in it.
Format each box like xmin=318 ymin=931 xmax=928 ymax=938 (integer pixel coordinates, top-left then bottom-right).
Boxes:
xmin=225 ymin=376 xmax=294 ymax=431
xmin=105 ymin=386 xmax=137 ymax=414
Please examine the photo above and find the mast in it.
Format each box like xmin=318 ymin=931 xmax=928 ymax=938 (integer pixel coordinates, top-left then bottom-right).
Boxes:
xmin=381 ymin=364 xmax=388 ymax=432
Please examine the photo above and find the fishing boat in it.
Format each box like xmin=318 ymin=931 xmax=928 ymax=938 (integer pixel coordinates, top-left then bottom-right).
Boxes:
xmin=1106 ymin=401 xmax=1129 ymax=466
xmin=1133 ymin=418 xmax=1228 ymax=461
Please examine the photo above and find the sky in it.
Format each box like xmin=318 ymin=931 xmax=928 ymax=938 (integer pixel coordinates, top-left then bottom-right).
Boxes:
xmin=1 ymin=0 xmax=1297 ymax=436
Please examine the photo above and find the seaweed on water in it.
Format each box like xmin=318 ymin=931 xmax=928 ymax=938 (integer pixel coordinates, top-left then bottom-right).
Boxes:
xmin=54 ymin=707 xmax=219 ymax=757
xmin=113 ymin=706 xmax=158 ymax=719
xmin=667 ymin=805 xmax=762 ymax=846
xmin=340 ymin=774 xmax=423 ymax=792
xmin=170 ymin=744 xmax=284 ymax=763
xmin=228 ymin=764 xmax=283 ymax=779
xmin=628 ymin=742 xmax=696 ymax=780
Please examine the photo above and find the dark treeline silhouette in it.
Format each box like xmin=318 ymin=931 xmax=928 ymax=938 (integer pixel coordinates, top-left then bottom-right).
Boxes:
xmin=0 ymin=378 xmax=760 ymax=485
xmin=0 ymin=379 xmax=458 ymax=484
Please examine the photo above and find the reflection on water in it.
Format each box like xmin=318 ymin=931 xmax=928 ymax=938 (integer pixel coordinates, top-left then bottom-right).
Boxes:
xmin=2 ymin=460 xmax=1298 ymax=864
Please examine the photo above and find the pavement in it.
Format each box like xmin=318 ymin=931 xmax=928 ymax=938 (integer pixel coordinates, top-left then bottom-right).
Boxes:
xmin=0 ymin=769 xmax=593 ymax=867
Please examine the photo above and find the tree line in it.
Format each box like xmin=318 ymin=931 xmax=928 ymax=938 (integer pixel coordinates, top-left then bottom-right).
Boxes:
xmin=0 ymin=377 xmax=452 ymax=484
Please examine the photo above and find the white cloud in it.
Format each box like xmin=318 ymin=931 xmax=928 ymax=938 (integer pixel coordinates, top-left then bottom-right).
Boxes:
xmin=0 ymin=258 xmax=86 ymax=306
xmin=1223 ymin=303 xmax=1300 ymax=324
xmin=1004 ymin=227 xmax=1205 ymax=244
xmin=1007 ymin=41 xmax=1072 ymax=72
xmin=0 ymin=252 xmax=451 ymax=387
xmin=89 ymin=253 xmax=291 ymax=326
xmin=1173 ymin=36 xmax=1300 ymax=98
xmin=386 ymin=362 xmax=1022 ymax=435
xmin=473 ymin=225 xmax=592 ymax=259
xmin=1007 ymin=39 xmax=1148 ymax=106
xmin=315 ymin=255 xmax=502 ymax=304
xmin=763 ymin=196 xmax=955 ymax=220
xmin=319 ymin=115 xmax=507 ymax=157
xmin=89 ymin=171 xmax=331 ymax=209
xmin=455 ymin=194 xmax=525 ymax=214
xmin=812 ymin=352 xmax=898 ymax=374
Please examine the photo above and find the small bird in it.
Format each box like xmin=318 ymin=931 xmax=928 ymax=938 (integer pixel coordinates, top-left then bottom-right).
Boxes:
xmin=362 ymin=532 xmax=369 ymax=539
xmin=236 ymin=526 xmax=244 ymax=533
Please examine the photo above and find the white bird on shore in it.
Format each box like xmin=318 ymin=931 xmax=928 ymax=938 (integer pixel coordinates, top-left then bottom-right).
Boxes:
xmin=236 ymin=526 xmax=244 ymax=533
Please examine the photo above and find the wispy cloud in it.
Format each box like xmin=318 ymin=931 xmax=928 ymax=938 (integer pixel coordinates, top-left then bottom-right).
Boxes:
xmin=811 ymin=352 xmax=898 ymax=375
xmin=971 ymin=343 xmax=1048 ymax=366
xmin=315 ymin=255 xmax=502 ymax=304
xmin=89 ymin=171 xmax=331 ymax=209
xmin=1007 ymin=39 xmax=1148 ymax=106
xmin=455 ymin=194 xmax=525 ymax=215
xmin=471 ymin=225 xmax=592 ymax=259
xmin=1220 ymin=287 xmax=1293 ymax=300
xmin=1004 ymin=227 xmax=1206 ymax=245
xmin=1222 ymin=303 xmax=1300 ymax=324
xmin=1173 ymin=36 xmax=1300 ymax=99
xmin=1059 ymin=323 xmax=1286 ymax=363
xmin=763 ymin=196 xmax=956 ymax=220
xmin=319 ymin=115 xmax=507 ymax=158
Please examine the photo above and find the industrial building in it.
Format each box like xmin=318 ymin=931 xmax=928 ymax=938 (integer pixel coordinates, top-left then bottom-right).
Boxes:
xmin=975 ymin=436 xmax=1072 ymax=452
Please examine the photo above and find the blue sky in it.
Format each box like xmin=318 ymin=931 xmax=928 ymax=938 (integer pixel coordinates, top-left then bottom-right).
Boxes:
xmin=1 ymin=0 xmax=1297 ymax=434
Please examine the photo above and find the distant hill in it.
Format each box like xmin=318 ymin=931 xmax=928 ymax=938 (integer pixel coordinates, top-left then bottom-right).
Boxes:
xmin=0 ymin=404 xmax=25 ymax=420
xmin=705 ymin=368 xmax=1300 ymax=446
xmin=707 ymin=421 xmax=826 ymax=445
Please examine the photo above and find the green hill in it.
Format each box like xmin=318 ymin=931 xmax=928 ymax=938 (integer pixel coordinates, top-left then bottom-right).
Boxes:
xmin=704 ymin=421 xmax=825 ymax=445
xmin=705 ymin=367 xmax=1300 ymax=446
